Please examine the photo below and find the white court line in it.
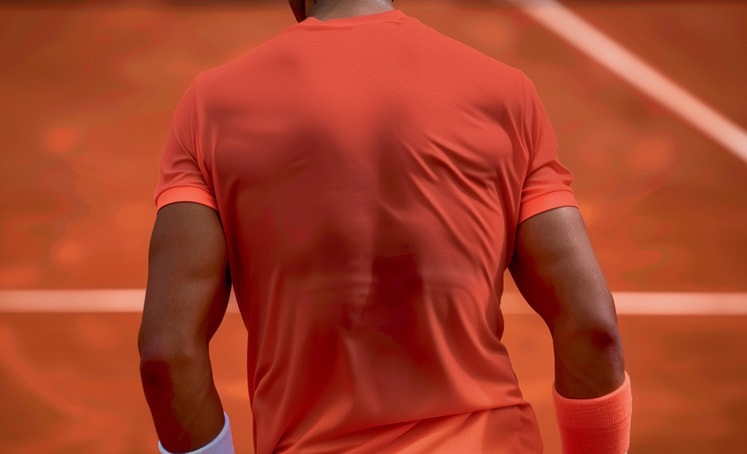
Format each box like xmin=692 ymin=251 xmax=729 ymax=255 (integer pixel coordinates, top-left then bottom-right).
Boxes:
xmin=504 ymin=292 xmax=747 ymax=315
xmin=0 ymin=290 xmax=745 ymax=315
xmin=504 ymin=0 xmax=747 ymax=165
xmin=0 ymin=290 xmax=239 ymax=314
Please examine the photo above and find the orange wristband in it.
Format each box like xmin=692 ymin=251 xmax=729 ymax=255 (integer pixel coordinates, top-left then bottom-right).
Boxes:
xmin=553 ymin=372 xmax=632 ymax=454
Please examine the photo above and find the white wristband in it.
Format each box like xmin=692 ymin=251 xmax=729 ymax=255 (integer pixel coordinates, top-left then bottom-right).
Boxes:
xmin=158 ymin=412 xmax=235 ymax=454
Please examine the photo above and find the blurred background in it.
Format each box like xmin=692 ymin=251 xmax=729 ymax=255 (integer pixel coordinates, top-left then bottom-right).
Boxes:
xmin=0 ymin=0 xmax=745 ymax=452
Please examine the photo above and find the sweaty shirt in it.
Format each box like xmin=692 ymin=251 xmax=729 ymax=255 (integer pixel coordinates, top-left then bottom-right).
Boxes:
xmin=155 ymin=9 xmax=577 ymax=454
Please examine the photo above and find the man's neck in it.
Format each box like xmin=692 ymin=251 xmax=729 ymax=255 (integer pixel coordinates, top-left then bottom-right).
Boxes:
xmin=309 ymin=0 xmax=395 ymax=21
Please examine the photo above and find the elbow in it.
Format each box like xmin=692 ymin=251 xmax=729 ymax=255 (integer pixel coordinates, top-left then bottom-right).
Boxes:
xmin=555 ymin=322 xmax=626 ymax=381
xmin=550 ymin=318 xmax=626 ymax=397
xmin=551 ymin=316 xmax=624 ymax=357
xmin=581 ymin=325 xmax=623 ymax=356
xmin=546 ymin=293 xmax=621 ymax=350
xmin=138 ymin=329 xmax=203 ymax=381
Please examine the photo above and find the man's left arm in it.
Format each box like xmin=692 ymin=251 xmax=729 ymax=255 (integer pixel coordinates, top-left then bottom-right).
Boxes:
xmin=138 ymin=202 xmax=232 ymax=452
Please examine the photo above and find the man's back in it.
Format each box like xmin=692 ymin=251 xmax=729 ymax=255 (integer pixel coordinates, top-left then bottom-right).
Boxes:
xmin=154 ymin=8 xmax=576 ymax=453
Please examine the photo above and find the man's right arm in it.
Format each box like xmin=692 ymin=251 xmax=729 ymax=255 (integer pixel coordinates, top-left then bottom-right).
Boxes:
xmin=509 ymin=206 xmax=631 ymax=452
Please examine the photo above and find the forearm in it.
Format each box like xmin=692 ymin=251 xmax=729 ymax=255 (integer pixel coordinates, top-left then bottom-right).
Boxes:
xmin=140 ymin=345 xmax=224 ymax=453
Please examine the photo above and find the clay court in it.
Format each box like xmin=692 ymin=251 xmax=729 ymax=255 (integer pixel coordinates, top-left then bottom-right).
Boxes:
xmin=1 ymin=0 xmax=745 ymax=452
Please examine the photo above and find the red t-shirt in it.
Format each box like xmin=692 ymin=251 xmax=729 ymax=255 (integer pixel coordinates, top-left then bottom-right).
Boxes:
xmin=155 ymin=9 xmax=577 ymax=453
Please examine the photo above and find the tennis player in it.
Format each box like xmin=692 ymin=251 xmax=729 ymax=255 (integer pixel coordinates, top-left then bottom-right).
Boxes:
xmin=138 ymin=0 xmax=632 ymax=452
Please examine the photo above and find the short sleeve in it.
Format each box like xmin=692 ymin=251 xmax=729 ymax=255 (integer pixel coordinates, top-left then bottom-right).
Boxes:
xmin=154 ymin=81 xmax=218 ymax=211
xmin=517 ymin=75 xmax=577 ymax=223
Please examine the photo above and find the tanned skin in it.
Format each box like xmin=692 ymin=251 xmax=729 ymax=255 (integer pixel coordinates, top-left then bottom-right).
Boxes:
xmin=139 ymin=203 xmax=231 ymax=452
xmin=305 ymin=0 xmax=394 ymax=21
xmin=510 ymin=206 xmax=625 ymax=398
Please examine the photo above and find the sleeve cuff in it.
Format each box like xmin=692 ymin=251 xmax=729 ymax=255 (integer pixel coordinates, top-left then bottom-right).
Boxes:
xmin=518 ymin=189 xmax=577 ymax=224
xmin=155 ymin=186 xmax=218 ymax=211
xmin=158 ymin=413 xmax=235 ymax=454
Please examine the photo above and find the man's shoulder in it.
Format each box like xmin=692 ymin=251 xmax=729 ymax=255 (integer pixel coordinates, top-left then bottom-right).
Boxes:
xmin=194 ymin=26 xmax=300 ymax=87
xmin=403 ymin=18 xmax=525 ymax=85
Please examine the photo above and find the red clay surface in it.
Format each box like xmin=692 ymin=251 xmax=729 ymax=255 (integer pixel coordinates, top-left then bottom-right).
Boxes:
xmin=1 ymin=1 xmax=745 ymax=452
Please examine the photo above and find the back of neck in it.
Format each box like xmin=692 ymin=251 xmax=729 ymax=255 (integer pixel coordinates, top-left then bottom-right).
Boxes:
xmin=309 ymin=0 xmax=395 ymax=21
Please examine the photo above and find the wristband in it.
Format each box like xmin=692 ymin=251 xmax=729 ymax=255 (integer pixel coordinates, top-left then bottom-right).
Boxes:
xmin=553 ymin=372 xmax=632 ymax=454
xmin=158 ymin=412 xmax=235 ymax=454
